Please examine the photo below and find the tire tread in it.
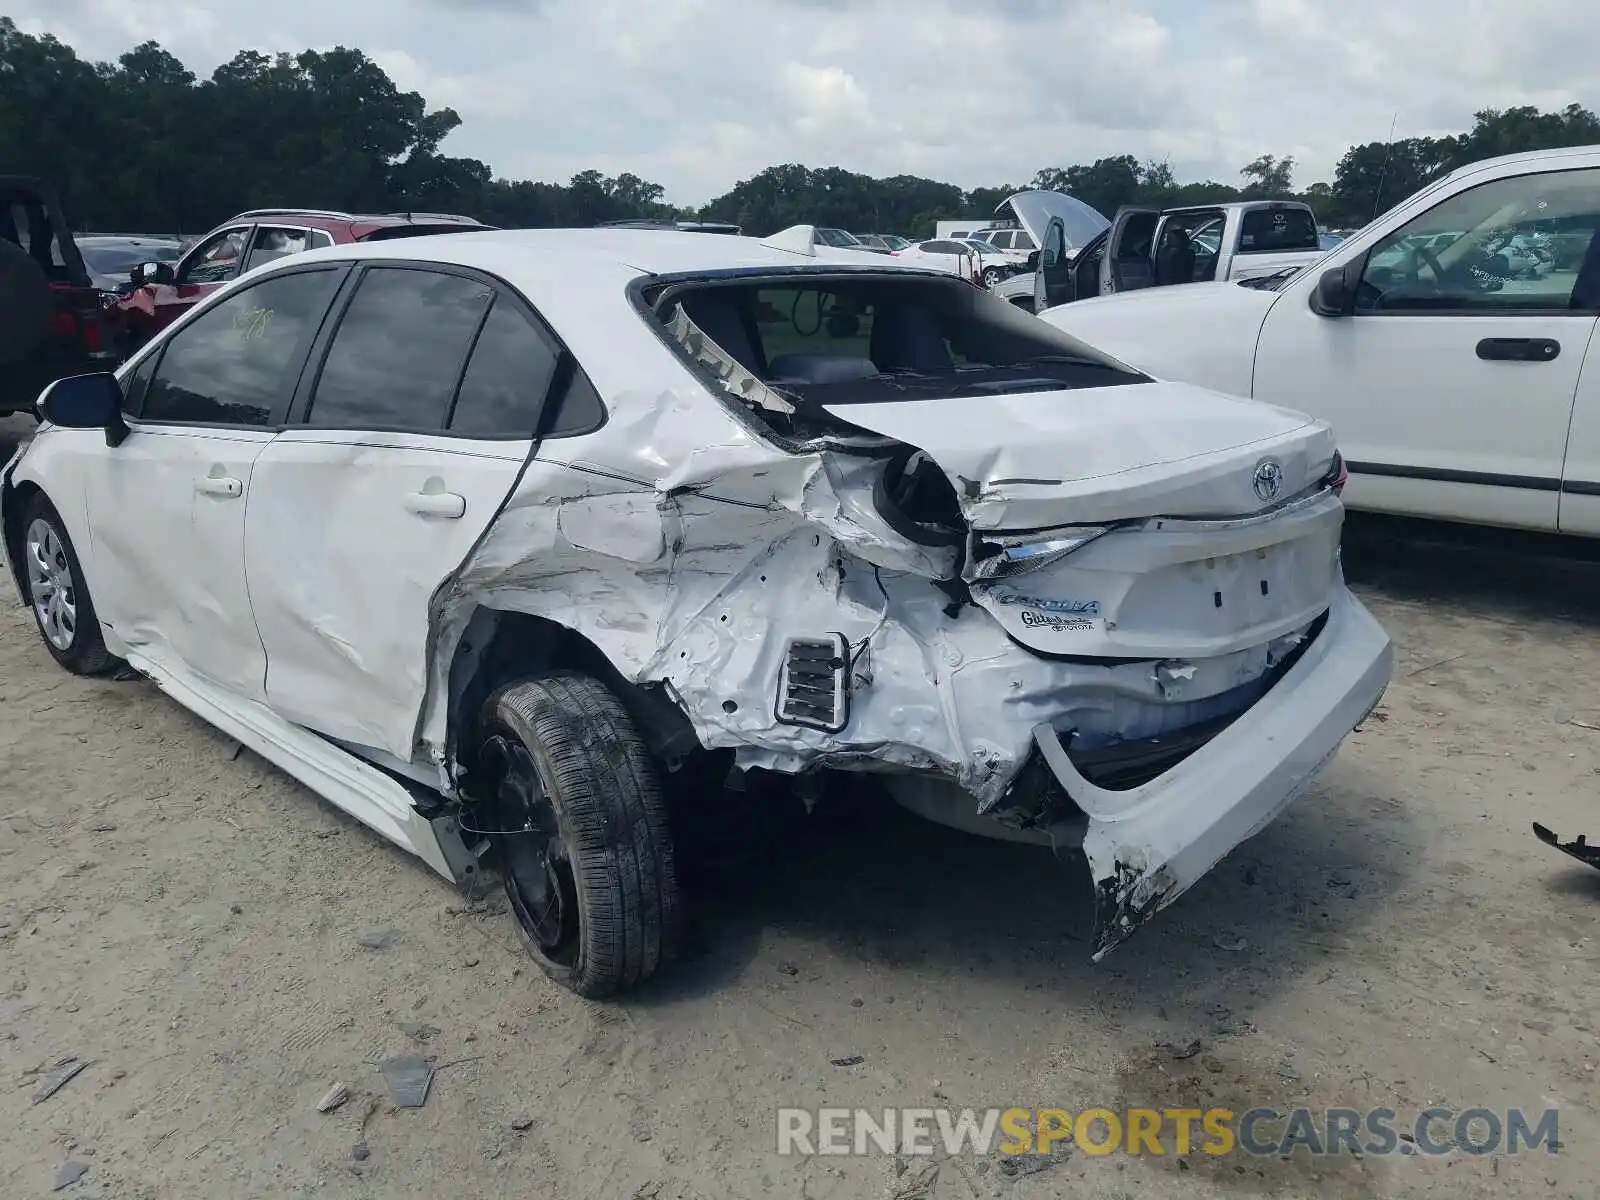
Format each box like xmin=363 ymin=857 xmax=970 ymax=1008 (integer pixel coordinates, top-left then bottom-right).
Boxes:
xmin=484 ymin=672 xmax=682 ymax=997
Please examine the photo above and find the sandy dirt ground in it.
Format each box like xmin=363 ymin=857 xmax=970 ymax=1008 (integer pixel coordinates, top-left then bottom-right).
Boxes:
xmin=1 ymin=421 xmax=1597 ymax=1197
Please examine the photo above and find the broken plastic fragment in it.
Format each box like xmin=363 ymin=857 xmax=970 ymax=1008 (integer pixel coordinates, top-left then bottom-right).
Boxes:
xmin=1533 ymin=822 xmax=1600 ymax=871
xmin=381 ymin=1055 xmax=433 ymax=1108
xmin=32 ymin=1058 xmax=88 ymax=1104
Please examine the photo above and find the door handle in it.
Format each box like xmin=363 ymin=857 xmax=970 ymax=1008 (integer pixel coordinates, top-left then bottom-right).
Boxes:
xmin=195 ymin=475 xmax=243 ymax=498
xmin=404 ymin=490 xmax=466 ymax=519
xmin=1476 ymin=337 xmax=1560 ymax=362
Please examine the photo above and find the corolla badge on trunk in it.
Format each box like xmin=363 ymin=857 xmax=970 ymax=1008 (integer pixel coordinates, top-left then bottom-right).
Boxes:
xmin=1252 ymin=459 xmax=1285 ymax=503
xmin=990 ymin=592 xmax=1101 ymax=616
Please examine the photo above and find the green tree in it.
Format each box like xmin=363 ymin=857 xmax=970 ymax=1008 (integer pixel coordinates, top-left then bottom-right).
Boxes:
xmin=1240 ymin=154 xmax=1295 ymax=197
xmin=4 ymin=20 xmax=1597 ymax=247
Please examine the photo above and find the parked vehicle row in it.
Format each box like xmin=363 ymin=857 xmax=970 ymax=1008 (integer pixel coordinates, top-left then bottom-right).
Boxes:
xmin=1000 ymin=199 xmax=1330 ymax=311
xmin=113 ymin=207 xmax=492 ymax=355
xmin=5 ymin=221 xmax=1391 ymax=996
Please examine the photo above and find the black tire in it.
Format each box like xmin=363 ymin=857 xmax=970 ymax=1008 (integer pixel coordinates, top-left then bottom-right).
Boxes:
xmin=475 ymin=672 xmax=682 ymax=997
xmin=982 ymin=266 xmax=1005 ymax=288
xmin=0 ymin=238 xmax=52 ymax=369
xmin=20 ymin=493 xmax=119 ymax=676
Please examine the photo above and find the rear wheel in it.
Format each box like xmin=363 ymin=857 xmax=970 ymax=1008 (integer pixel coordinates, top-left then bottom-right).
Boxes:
xmin=475 ymin=673 xmax=683 ymax=997
xmin=21 ymin=494 xmax=119 ymax=676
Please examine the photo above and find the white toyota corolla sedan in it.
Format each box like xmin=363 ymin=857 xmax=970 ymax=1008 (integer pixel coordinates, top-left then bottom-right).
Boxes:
xmin=1 ymin=225 xmax=1392 ymax=995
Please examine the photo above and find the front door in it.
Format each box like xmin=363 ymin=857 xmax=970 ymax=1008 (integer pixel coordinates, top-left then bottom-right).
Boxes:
xmin=126 ymin=224 xmax=254 ymax=344
xmin=1034 ymin=218 xmax=1072 ymax=313
xmin=1097 ymin=207 xmax=1161 ymax=295
xmin=1254 ymin=165 xmax=1600 ymax=530
xmin=243 ymin=263 xmax=561 ymax=759
xmin=84 ymin=264 xmax=347 ymax=696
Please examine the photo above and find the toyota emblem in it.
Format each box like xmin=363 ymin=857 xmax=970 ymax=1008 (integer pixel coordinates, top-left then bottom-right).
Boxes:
xmin=1252 ymin=460 xmax=1284 ymax=503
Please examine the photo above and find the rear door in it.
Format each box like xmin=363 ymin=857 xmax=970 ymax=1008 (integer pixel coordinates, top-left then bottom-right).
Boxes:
xmin=241 ymin=225 xmax=314 ymax=274
xmin=242 ymin=262 xmax=580 ymax=758
xmin=1097 ymin=207 xmax=1161 ymax=295
xmin=1228 ymin=205 xmax=1324 ymax=281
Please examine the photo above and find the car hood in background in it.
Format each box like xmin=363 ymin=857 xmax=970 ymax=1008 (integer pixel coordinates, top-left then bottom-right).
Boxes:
xmin=998 ymin=191 xmax=1110 ymax=252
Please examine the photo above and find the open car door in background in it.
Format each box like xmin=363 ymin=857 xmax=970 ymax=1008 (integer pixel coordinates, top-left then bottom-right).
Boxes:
xmin=1097 ymin=206 xmax=1161 ymax=295
xmin=1033 ymin=217 xmax=1074 ymax=312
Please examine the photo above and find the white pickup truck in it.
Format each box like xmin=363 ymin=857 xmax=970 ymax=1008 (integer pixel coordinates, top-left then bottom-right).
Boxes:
xmin=1027 ymin=200 xmax=1329 ymax=312
xmin=1039 ymin=145 xmax=1600 ymax=537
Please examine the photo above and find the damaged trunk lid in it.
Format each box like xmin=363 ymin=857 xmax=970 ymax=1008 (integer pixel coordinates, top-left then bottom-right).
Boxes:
xmin=829 ymin=381 xmax=1343 ymax=660
xmin=826 ymin=381 xmax=1333 ymax=528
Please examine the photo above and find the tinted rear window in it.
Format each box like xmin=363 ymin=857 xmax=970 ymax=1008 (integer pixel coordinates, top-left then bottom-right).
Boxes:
xmin=308 ymin=267 xmax=492 ymax=429
xmin=1237 ymin=208 xmax=1320 ymax=253
xmin=448 ymin=299 xmax=560 ymax=437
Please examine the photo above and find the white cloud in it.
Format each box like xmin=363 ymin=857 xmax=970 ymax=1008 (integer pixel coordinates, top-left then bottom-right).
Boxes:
xmin=8 ymin=0 xmax=1597 ymax=203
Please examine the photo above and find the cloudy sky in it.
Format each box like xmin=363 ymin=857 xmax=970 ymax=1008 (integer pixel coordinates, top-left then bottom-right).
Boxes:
xmin=10 ymin=0 xmax=1594 ymax=204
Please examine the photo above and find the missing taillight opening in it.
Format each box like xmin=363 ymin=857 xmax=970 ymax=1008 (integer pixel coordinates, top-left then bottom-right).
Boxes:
xmin=1327 ymin=452 xmax=1348 ymax=495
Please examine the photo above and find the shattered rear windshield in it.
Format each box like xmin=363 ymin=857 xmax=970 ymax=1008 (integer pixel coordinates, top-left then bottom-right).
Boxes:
xmin=647 ymin=273 xmax=1148 ymax=441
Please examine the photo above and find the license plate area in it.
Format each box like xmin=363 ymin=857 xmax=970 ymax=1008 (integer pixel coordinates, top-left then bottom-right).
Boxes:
xmin=973 ymin=494 xmax=1343 ymax=659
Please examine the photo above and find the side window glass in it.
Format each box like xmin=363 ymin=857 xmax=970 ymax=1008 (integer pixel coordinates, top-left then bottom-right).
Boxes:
xmin=245 ymin=228 xmax=310 ymax=273
xmin=121 ymin=350 xmax=159 ymax=417
xmin=142 ymin=269 xmax=341 ymax=425
xmin=308 ymin=267 xmax=492 ymax=430
xmin=449 ymin=299 xmax=560 ymax=437
xmin=542 ymin=368 xmax=606 ymax=438
xmin=4 ymin=197 xmax=68 ymax=280
xmin=1359 ymin=168 xmax=1600 ymax=313
xmin=179 ymin=228 xmax=250 ymax=285
xmin=309 ymin=230 xmax=334 ymax=249
xmin=1041 ymin=222 xmax=1065 ymax=269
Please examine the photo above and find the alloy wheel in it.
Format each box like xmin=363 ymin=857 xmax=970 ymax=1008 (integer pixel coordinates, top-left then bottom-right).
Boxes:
xmin=25 ymin=517 xmax=76 ymax=651
xmin=480 ymin=731 xmax=580 ymax=963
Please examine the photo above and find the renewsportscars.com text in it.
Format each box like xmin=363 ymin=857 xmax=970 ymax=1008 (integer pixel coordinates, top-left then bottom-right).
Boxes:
xmin=776 ymin=1106 xmax=1559 ymax=1159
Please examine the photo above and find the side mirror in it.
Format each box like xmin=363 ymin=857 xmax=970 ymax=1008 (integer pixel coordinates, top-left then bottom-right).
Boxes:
xmin=37 ymin=373 xmax=130 ymax=447
xmin=130 ymin=261 xmax=174 ymax=288
xmin=1026 ymin=250 xmax=1041 ymax=271
xmin=1310 ymin=262 xmax=1361 ymax=317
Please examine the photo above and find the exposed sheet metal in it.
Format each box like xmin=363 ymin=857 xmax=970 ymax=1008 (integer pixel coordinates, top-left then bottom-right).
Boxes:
xmin=399 ymin=301 xmax=1392 ymax=956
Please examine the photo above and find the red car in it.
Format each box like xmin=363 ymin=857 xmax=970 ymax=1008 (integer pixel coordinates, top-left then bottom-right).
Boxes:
xmin=114 ymin=208 xmax=492 ymax=354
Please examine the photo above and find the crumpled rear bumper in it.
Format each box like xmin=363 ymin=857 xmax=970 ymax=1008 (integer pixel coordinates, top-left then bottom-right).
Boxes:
xmin=1032 ymin=584 xmax=1392 ymax=959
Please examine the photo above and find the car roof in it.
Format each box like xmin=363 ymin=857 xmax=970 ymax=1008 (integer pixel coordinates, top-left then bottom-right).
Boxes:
xmin=235 ymin=228 xmax=950 ymax=401
xmin=219 ymin=209 xmax=488 ymax=238
xmin=285 ymin=226 xmax=943 ymax=279
xmin=1445 ymin=143 xmax=1600 ymax=177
